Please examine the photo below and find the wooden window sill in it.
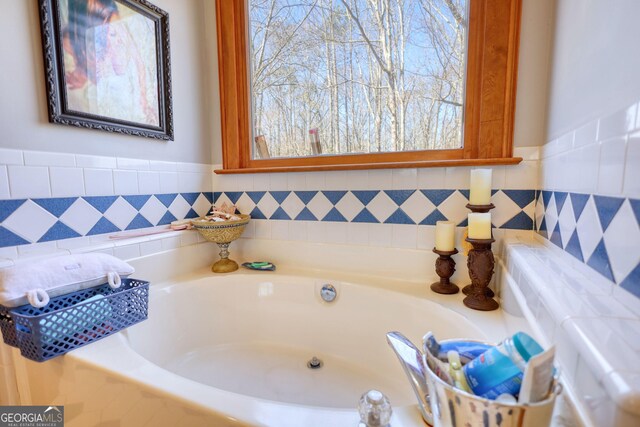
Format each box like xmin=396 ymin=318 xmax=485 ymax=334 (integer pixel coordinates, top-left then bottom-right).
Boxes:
xmin=214 ymin=157 xmax=522 ymax=174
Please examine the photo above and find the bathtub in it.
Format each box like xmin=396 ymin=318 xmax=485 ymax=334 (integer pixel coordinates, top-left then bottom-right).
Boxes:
xmin=14 ymin=269 xmax=510 ymax=426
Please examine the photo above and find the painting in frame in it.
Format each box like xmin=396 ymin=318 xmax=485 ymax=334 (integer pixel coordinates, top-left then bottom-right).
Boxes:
xmin=38 ymin=0 xmax=173 ymax=140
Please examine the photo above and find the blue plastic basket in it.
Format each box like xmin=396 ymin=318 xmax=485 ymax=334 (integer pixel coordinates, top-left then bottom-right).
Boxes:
xmin=0 ymin=278 xmax=149 ymax=362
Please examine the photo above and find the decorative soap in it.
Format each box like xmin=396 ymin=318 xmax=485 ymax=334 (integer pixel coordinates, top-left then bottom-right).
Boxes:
xmin=241 ymin=262 xmax=276 ymax=271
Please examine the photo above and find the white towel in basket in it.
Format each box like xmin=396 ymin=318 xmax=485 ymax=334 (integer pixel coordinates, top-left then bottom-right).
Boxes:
xmin=0 ymin=254 xmax=134 ymax=308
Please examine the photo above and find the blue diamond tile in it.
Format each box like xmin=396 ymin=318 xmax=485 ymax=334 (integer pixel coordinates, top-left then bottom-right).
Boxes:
xmin=203 ymin=192 xmax=214 ymax=204
xmin=223 ymin=191 xmax=243 ymax=204
xmin=565 ymin=230 xmax=584 ymax=262
xmin=620 ymin=264 xmax=640 ymax=298
xmin=593 ymin=195 xmax=625 ymax=232
xmin=0 ymin=200 xmax=27 ymax=222
xmin=0 ymin=226 xmax=29 ymax=247
xmin=541 ymin=191 xmax=553 ymax=209
xmin=246 ymin=191 xmax=266 ymax=204
xmin=502 ymin=190 xmax=536 ymax=209
xmin=87 ymin=217 xmax=120 ymax=235
xmin=352 ymin=208 xmax=378 ymax=223
xmin=38 ymin=221 xmax=81 ymax=242
xmin=550 ymin=223 xmax=563 ymax=248
xmin=352 ymin=190 xmax=379 ymax=205
xmin=156 ymin=193 xmax=178 ymax=208
xmin=420 ymin=190 xmax=454 ymax=206
xmin=554 ymin=192 xmax=568 ymax=213
xmin=270 ymin=207 xmax=291 ymax=220
xmin=322 ymin=191 xmax=348 ymax=205
xmin=323 ymin=207 xmax=347 ymax=222
xmin=181 ymin=192 xmax=201 ymax=205
xmin=249 ymin=206 xmax=266 ymax=220
xmin=500 ymin=211 xmax=534 ymax=230
xmin=32 ymin=197 xmax=76 ymax=217
xmin=384 ymin=209 xmax=415 ymax=224
xmin=213 ymin=192 xmax=222 ymax=203
xmin=270 ymin=191 xmax=291 ymax=204
xmin=83 ymin=196 xmax=118 ymax=214
xmin=459 ymin=189 xmax=470 ymax=200
xmin=459 ymin=218 xmax=468 ymax=227
xmin=419 ymin=210 xmax=447 ymax=225
xmin=383 ymin=190 xmax=415 ymax=206
xmin=294 ymin=191 xmax=318 ymax=205
xmin=123 ymin=195 xmax=151 ymax=211
xmin=126 ymin=214 xmax=154 ymax=230
xmin=587 ymin=238 xmax=615 ymax=282
xmin=570 ymin=193 xmax=590 ymax=221
xmin=629 ymin=199 xmax=640 ymax=224
xmin=295 ymin=207 xmax=317 ymax=221
xmin=185 ymin=209 xmax=199 ymax=219
xmin=157 ymin=211 xmax=177 ymax=225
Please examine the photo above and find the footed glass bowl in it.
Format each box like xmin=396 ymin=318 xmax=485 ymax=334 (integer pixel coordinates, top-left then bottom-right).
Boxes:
xmin=191 ymin=214 xmax=250 ymax=273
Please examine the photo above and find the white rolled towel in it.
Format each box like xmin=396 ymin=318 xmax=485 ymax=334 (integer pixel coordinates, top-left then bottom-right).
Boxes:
xmin=0 ymin=254 xmax=134 ymax=308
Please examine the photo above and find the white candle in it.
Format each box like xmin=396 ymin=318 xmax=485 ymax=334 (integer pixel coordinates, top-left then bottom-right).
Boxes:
xmin=468 ymin=213 xmax=492 ymax=239
xmin=469 ymin=169 xmax=492 ymax=205
xmin=435 ymin=221 xmax=455 ymax=251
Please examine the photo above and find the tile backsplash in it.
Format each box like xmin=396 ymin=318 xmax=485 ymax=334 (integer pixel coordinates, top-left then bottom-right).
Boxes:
xmin=211 ymin=147 xmax=540 ymax=251
xmin=538 ymin=100 xmax=640 ymax=299
xmin=0 ymin=149 xmax=213 ymax=260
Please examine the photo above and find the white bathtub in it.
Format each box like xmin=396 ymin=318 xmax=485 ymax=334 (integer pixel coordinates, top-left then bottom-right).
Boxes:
xmin=15 ymin=270 xmax=509 ymax=426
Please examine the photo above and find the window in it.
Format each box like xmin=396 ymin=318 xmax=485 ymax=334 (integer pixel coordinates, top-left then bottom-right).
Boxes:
xmin=215 ymin=0 xmax=522 ymax=173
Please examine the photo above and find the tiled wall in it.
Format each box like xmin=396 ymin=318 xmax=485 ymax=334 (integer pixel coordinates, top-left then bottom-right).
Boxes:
xmin=212 ymin=147 xmax=539 ymax=250
xmin=0 ymin=148 xmax=213 ymax=261
xmin=537 ymin=101 xmax=640 ymax=298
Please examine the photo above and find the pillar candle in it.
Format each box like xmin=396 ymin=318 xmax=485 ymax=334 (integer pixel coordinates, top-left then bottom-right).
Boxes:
xmin=469 ymin=169 xmax=492 ymax=205
xmin=468 ymin=213 xmax=492 ymax=239
xmin=435 ymin=221 xmax=455 ymax=251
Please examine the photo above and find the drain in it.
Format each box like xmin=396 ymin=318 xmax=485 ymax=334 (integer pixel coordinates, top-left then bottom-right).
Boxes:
xmin=307 ymin=356 xmax=323 ymax=369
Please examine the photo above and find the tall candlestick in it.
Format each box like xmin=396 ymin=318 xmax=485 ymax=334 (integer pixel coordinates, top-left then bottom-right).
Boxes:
xmin=469 ymin=169 xmax=492 ymax=205
xmin=435 ymin=221 xmax=455 ymax=251
xmin=468 ymin=213 xmax=492 ymax=239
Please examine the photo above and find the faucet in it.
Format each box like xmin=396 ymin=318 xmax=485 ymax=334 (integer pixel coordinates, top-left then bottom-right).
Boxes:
xmin=385 ymin=332 xmax=433 ymax=425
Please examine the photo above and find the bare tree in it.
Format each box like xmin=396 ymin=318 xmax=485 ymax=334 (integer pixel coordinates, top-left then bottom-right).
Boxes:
xmin=249 ymin=0 xmax=468 ymax=157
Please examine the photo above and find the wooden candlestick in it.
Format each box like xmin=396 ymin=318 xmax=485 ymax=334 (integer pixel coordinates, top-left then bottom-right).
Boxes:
xmin=463 ymin=203 xmax=496 ymax=297
xmin=430 ymin=248 xmax=459 ymax=294
xmin=464 ymin=238 xmax=499 ymax=311
xmin=465 ymin=203 xmax=495 ymax=213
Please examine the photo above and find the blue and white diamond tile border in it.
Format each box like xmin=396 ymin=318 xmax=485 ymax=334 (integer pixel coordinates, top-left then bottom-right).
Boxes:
xmin=214 ymin=189 xmax=536 ymax=229
xmin=536 ymin=190 xmax=640 ymax=297
xmin=0 ymin=192 xmax=214 ymax=248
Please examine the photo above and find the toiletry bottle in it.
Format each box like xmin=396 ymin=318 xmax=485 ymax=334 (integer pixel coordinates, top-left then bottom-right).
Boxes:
xmin=358 ymin=390 xmax=392 ymax=427
xmin=462 ymin=332 xmax=543 ymax=400
xmin=447 ymin=351 xmax=472 ymax=393
xmin=424 ymin=332 xmax=493 ymax=363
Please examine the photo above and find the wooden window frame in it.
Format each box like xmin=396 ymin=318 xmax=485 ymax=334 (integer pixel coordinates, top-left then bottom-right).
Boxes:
xmin=215 ymin=0 xmax=523 ymax=174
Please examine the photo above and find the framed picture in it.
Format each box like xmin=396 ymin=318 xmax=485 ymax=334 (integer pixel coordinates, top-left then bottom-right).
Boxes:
xmin=38 ymin=0 xmax=173 ymax=140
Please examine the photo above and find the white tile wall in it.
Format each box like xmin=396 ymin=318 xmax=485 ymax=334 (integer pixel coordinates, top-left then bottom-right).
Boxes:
xmin=84 ymin=168 xmax=114 ymax=196
xmin=7 ymin=165 xmax=50 ymax=198
xmin=0 ymin=166 xmax=9 ymax=199
xmin=113 ymin=169 xmax=139 ymax=195
xmin=500 ymin=241 xmax=640 ymax=427
xmin=0 ymin=148 xmax=214 ymax=261
xmin=0 ymin=148 xmax=212 ymax=200
xmin=541 ymin=100 xmax=640 ymax=197
xmin=50 ymin=167 xmax=85 ymax=197
xmin=213 ymin=147 xmax=539 ymax=253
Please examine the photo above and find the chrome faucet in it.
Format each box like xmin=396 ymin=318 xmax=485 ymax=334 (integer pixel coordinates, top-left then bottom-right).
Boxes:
xmin=385 ymin=332 xmax=432 ymax=425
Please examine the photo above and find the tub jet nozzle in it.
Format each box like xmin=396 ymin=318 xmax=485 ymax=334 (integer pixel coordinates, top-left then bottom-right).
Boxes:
xmin=307 ymin=357 xmax=323 ymax=369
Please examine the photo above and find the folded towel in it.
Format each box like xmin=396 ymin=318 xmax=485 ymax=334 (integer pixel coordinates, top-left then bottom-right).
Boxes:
xmin=0 ymin=254 xmax=134 ymax=308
